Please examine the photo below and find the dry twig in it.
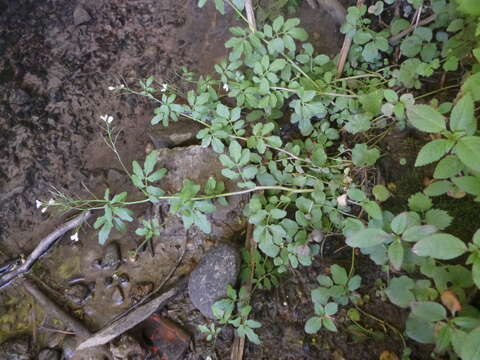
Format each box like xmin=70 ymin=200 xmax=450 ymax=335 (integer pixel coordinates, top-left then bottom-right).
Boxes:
xmin=389 ymin=14 xmax=437 ymax=44
xmin=230 ymin=223 xmax=256 ymax=360
xmin=245 ymin=0 xmax=256 ymax=32
xmin=336 ymin=0 xmax=365 ymax=78
xmin=22 ymin=277 xmax=92 ymax=338
xmin=0 ymin=211 xmax=91 ymax=289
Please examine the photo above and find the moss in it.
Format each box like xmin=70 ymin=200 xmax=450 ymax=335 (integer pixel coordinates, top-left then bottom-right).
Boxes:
xmin=0 ymin=294 xmax=44 ymax=343
xmin=55 ymin=255 xmax=81 ymax=280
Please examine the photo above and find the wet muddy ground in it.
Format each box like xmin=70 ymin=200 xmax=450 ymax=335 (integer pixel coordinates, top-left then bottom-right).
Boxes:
xmin=0 ymin=0 xmax=441 ymax=359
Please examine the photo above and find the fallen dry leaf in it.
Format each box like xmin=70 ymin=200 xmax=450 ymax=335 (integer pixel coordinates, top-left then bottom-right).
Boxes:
xmin=447 ymin=188 xmax=466 ymax=199
xmin=441 ymin=289 xmax=462 ymax=314
xmin=379 ymin=350 xmax=399 ymax=360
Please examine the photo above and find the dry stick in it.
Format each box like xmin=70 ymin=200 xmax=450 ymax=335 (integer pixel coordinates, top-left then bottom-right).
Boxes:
xmin=245 ymin=0 xmax=256 ymax=32
xmin=230 ymin=223 xmax=256 ymax=360
xmin=336 ymin=0 xmax=364 ymax=78
xmin=23 ymin=277 xmax=114 ymax=359
xmin=389 ymin=13 xmax=437 ymax=45
xmin=77 ymin=286 xmax=180 ymax=350
xmin=22 ymin=277 xmax=92 ymax=339
xmin=39 ymin=326 xmax=76 ymax=335
xmin=0 ymin=211 xmax=92 ymax=288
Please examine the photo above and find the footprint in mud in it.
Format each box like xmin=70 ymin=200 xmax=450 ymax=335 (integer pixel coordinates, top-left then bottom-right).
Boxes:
xmin=64 ymin=282 xmax=95 ymax=305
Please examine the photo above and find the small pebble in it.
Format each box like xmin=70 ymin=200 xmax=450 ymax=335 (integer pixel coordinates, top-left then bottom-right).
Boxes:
xmin=111 ymin=286 xmax=124 ymax=305
xmin=37 ymin=348 xmax=61 ymax=360
xmin=188 ymin=243 xmax=240 ymax=319
xmin=101 ymin=242 xmax=121 ymax=270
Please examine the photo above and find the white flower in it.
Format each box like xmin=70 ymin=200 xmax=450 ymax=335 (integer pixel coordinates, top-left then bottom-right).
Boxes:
xmin=70 ymin=232 xmax=79 ymax=242
xmin=38 ymin=198 xmax=55 ymax=213
xmin=100 ymin=114 xmax=113 ymax=124
xmin=223 ymin=83 xmax=229 ymax=92
xmin=109 ymin=84 xmax=125 ymax=91
xmin=160 ymin=83 xmax=168 ymax=92
xmin=336 ymin=194 xmax=348 ymax=207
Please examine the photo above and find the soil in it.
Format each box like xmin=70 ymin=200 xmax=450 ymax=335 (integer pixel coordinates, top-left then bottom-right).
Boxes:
xmin=0 ymin=0 xmax=446 ymax=359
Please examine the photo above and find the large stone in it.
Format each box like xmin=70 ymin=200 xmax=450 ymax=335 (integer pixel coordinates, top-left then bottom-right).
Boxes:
xmin=156 ymin=145 xmax=238 ymax=194
xmin=148 ymin=119 xmax=203 ymax=148
xmin=188 ymin=243 xmax=240 ymax=319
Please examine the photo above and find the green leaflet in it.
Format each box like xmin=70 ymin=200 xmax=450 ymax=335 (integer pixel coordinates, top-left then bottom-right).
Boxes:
xmin=455 ymin=137 xmax=480 ymax=172
xmin=407 ymin=105 xmax=447 ymax=133
xmin=415 ymin=139 xmax=454 ymax=167
xmin=346 ymin=228 xmax=393 ymax=248
xmin=412 ymin=234 xmax=467 ymax=260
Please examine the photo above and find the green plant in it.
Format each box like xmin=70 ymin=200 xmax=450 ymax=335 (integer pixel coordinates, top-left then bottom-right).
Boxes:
xmin=43 ymin=0 xmax=480 ymax=357
xmin=408 ymin=89 xmax=480 ymax=199
xmin=312 ymin=264 xmax=361 ymax=306
xmin=304 ymin=301 xmax=338 ymax=333
xmin=211 ymin=285 xmax=262 ymax=344
xmin=198 ymin=322 xmax=222 ymax=342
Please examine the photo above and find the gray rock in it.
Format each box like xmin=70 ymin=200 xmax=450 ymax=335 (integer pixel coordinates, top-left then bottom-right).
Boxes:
xmin=101 ymin=242 xmax=121 ymax=270
xmin=73 ymin=6 xmax=91 ymax=26
xmin=111 ymin=286 xmax=124 ymax=305
xmin=0 ymin=335 xmax=30 ymax=360
xmin=149 ymin=119 xmax=203 ymax=149
xmin=156 ymin=146 xmax=239 ymax=194
xmin=188 ymin=243 xmax=240 ymax=318
xmin=37 ymin=348 xmax=61 ymax=360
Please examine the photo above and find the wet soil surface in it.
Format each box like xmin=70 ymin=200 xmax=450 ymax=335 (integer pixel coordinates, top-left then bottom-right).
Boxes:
xmin=0 ymin=0 xmax=432 ymax=359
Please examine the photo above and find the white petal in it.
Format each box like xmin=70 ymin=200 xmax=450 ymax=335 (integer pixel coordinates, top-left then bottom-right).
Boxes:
xmin=47 ymin=198 xmax=55 ymax=205
xmin=107 ymin=116 xmax=113 ymax=124
xmin=70 ymin=233 xmax=79 ymax=242
xmin=336 ymin=194 xmax=348 ymax=207
xmin=108 ymin=86 xmax=115 ymax=91
xmin=41 ymin=207 xmax=47 ymax=213
xmin=36 ymin=200 xmax=42 ymax=209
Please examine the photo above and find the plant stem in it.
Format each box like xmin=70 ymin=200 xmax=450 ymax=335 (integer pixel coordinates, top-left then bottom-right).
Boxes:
xmin=353 ymin=304 xmax=407 ymax=349
xmin=414 ymin=84 xmax=460 ymax=101
xmin=271 ymin=86 xmax=357 ymax=98
xmin=56 ymin=186 xmax=315 ymax=212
